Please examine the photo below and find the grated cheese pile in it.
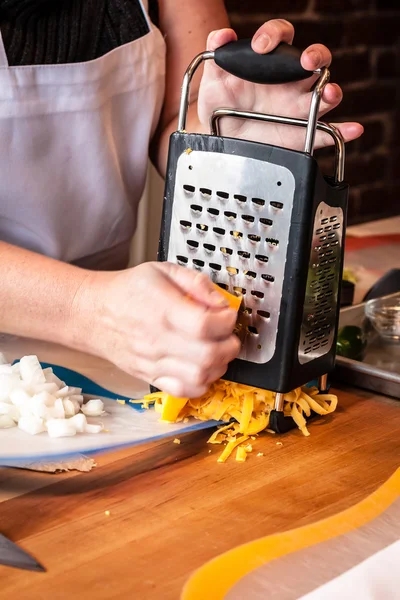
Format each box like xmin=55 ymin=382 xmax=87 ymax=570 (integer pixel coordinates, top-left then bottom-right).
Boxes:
xmin=142 ymin=381 xmax=338 ymax=463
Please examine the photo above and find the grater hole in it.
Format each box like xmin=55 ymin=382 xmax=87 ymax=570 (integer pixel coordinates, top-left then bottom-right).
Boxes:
xmin=207 ymin=208 xmax=219 ymax=217
xmin=257 ymin=310 xmax=270 ymax=319
xmin=187 ymin=240 xmax=199 ymax=249
xmin=260 ymin=218 xmax=273 ymax=227
xmin=330 ymin=216 xmax=338 ymax=222
xmin=327 ymin=232 xmax=336 ymax=239
xmin=325 ymin=250 xmax=334 ymax=257
xmin=277 ymin=181 xmax=282 ymax=186
xmin=180 ymin=220 xmax=192 ymax=230
xmin=251 ymin=198 xmax=265 ymax=207
xmin=190 ymin=204 xmax=202 ymax=214
xmin=266 ymin=237 xmax=279 ymax=247
xmin=321 ymin=218 xmax=329 ymax=225
xmin=270 ymin=201 xmax=284 ymax=210
xmin=230 ymin=230 xmax=243 ymax=239
xmin=193 ymin=259 xmax=204 ymax=268
xmin=247 ymin=326 xmax=259 ymax=336
xmin=329 ymin=258 xmax=337 ymax=264
xmin=196 ymin=223 xmax=208 ymax=232
xmin=217 ymin=191 xmax=229 ymax=200
xmin=251 ymin=290 xmax=264 ymax=299
xmin=217 ymin=282 xmax=228 ymax=290
xmin=213 ymin=227 xmax=225 ymax=236
xmin=244 ymin=270 xmax=257 ymax=280
xmin=238 ymin=250 xmax=251 ymax=259
xmin=261 ymin=274 xmax=275 ymax=283
xmin=220 ymin=246 xmax=233 ymax=256
xmin=316 ymin=228 xmax=323 ymax=235
xmin=324 ymin=225 xmax=333 ymax=232
xmin=210 ymin=263 xmax=222 ymax=271
xmin=333 ymin=223 xmax=341 ymax=230
xmin=234 ymin=286 xmax=246 ymax=295
xmin=204 ymin=243 xmax=215 ymax=253
xmin=304 ymin=347 xmax=312 ymax=354
xmin=226 ymin=266 xmax=239 ymax=276
xmin=248 ymin=234 xmax=261 ymax=243
xmin=224 ymin=211 xmax=237 ymax=220
xmin=183 ymin=184 xmax=195 ymax=194
xmin=200 ymin=187 xmax=212 ymax=197
xmin=176 ymin=255 xmax=188 ymax=265
xmin=241 ymin=214 xmax=254 ymax=223
xmin=320 ymin=235 xmax=327 ymax=242
xmin=322 ymin=242 xmax=330 ymax=248
xmin=255 ymin=254 xmax=269 ymax=263
xmin=234 ymin=194 xmax=247 ymax=204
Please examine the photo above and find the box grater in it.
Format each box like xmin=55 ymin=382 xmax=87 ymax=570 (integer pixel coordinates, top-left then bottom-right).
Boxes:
xmin=156 ymin=40 xmax=349 ymax=432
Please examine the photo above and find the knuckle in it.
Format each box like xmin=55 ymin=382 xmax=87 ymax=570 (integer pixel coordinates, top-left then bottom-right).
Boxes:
xmin=191 ymin=365 xmax=209 ymax=388
xmin=193 ymin=313 xmax=210 ymax=338
xmin=199 ymin=343 xmax=218 ymax=371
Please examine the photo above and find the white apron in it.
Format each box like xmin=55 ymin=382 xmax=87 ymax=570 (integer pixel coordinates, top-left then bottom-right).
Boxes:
xmin=0 ymin=1 xmax=165 ymax=270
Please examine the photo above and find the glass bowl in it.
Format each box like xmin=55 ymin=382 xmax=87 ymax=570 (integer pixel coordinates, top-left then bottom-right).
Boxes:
xmin=365 ymin=292 xmax=400 ymax=343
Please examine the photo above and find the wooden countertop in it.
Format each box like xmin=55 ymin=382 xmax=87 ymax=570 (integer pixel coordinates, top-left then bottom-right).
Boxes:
xmin=0 ymin=385 xmax=399 ymax=600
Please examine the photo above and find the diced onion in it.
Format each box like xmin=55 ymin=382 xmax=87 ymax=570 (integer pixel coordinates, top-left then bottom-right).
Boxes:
xmin=0 ymin=354 xmax=109 ymax=439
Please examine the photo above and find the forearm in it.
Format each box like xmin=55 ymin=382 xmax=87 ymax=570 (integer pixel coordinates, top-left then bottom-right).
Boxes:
xmin=0 ymin=242 xmax=93 ymax=350
xmin=152 ymin=102 xmax=205 ymax=177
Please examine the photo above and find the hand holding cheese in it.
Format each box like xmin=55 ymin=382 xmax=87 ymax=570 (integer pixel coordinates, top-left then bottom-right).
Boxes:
xmin=81 ymin=262 xmax=241 ymax=398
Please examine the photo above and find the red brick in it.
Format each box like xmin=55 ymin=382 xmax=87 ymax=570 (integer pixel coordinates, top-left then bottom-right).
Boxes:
xmin=377 ymin=49 xmax=400 ymax=79
xmin=329 ymin=82 xmax=397 ymax=119
xmin=358 ymin=120 xmax=386 ymax=152
xmin=315 ymin=0 xmax=370 ymax=12
xmin=344 ymin=16 xmax=400 ymax=46
xmin=375 ymin=0 xmax=400 ymax=10
xmin=225 ymin=0 xmax=309 ymax=12
xmin=344 ymin=153 xmax=388 ymax=187
xmin=359 ymin=184 xmax=393 ymax=222
xmin=330 ymin=49 xmax=371 ymax=84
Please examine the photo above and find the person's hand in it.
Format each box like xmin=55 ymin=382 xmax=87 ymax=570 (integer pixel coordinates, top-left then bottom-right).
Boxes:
xmin=198 ymin=19 xmax=363 ymax=150
xmin=78 ymin=262 xmax=240 ymax=398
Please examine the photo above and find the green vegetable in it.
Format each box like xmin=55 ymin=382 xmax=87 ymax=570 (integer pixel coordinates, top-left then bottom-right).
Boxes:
xmin=336 ymin=325 xmax=367 ymax=361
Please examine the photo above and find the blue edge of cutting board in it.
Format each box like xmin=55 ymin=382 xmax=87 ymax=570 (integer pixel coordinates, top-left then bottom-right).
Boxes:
xmin=13 ymin=361 xmax=320 ymax=408
xmin=12 ymin=360 xmax=321 ymax=411
xmin=1 ymin=361 xmax=322 ymax=464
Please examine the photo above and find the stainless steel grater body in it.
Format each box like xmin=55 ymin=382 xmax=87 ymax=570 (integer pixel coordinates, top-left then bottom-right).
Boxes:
xmin=157 ymin=41 xmax=349 ymax=396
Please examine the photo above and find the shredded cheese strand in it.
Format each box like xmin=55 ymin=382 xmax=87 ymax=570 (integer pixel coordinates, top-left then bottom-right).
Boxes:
xmin=142 ymin=381 xmax=338 ymax=462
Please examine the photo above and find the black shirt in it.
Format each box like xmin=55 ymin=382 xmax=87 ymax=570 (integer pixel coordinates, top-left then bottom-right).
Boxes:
xmin=0 ymin=0 xmax=159 ymax=66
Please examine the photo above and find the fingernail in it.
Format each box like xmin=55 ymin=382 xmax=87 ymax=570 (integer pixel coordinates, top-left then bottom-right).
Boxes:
xmin=253 ymin=33 xmax=270 ymax=53
xmin=306 ymin=50 xmax=322 ymax=67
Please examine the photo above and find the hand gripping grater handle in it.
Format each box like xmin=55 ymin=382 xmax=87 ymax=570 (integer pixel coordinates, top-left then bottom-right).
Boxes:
xmin=178 ymin=40 xmax=330 ymax=155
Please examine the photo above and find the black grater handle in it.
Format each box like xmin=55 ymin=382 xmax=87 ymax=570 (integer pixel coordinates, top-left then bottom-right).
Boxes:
xmin=214 ymin=40 xmax=311 ymax=85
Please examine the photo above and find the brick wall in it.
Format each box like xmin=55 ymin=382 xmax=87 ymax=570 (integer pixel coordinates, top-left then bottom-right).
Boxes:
xmin=226 ymin=0 xmax=400 ymax=225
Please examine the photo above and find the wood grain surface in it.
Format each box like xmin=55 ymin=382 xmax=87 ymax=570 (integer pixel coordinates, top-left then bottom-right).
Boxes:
xmin=0 ymin=385 xmax=399 ymax=600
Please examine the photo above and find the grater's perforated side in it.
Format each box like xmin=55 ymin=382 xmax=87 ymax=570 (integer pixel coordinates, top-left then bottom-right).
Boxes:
xmin=298 ymin=202 xmax=344 ymax=364
xmin=167 ymin=150 xmax=296 ymax=364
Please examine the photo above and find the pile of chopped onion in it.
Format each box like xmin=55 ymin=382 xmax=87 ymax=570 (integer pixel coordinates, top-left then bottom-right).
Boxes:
xmin=0 ymin=353 xmax=105 ymax=438
xmin=142 ymin=381 xmax=338 ymax=462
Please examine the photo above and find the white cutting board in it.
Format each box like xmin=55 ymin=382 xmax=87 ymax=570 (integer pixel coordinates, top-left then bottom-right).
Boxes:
xmin=0 ymin=334 xmax=216 ymax=464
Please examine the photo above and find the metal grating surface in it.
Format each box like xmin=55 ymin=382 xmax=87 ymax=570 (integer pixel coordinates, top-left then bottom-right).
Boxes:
xmin=167 ymin=150 xmax=295 ymax=364
xmin=298 ymin=202 xmax=344 ymax=364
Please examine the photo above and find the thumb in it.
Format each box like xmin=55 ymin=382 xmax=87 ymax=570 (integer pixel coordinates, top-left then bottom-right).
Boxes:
xmin=203 ymin=28 xmax=238 ymax=84
xmin=157 ymin=262 xmax=229 ymax=309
